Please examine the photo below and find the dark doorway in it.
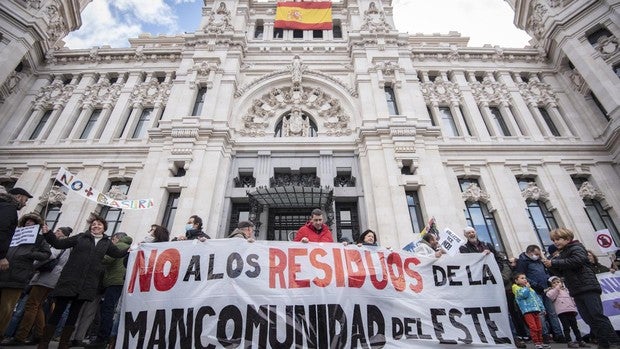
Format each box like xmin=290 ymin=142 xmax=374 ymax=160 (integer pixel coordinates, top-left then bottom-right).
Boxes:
xmin=268 ymin=208 xmax=310 ymax=241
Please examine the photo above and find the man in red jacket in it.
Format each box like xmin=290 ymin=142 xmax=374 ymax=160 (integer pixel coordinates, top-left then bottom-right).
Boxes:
xmin=293 ymin=208 xmax=334 ymax=243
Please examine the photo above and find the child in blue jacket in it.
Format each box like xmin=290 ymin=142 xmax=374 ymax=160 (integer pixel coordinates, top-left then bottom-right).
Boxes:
xmin=513 ymin=272 xmax=549 ymax=349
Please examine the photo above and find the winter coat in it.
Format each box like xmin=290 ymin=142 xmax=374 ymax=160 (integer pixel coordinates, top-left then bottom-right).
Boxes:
xmin=0 ymin=192 xmax=20 ymax=260
xmin=414 ymin=240 xmax=437 ymax=257
xmin=101 ymin=235 xmax=133 ymax=288
xmin=293 ymin=222 xmax=334 ymax=243
xmin=516 ymin=252 xmax=552 ymax=294
xmin=0 ymin=232 xmax=50 ymax=289
xmin=185 ymin=228 xmax=210 ymax=240
xmin=228 ymin=229 xmax=249 ymax=239
xmin=548 ymin=240 xmax=601 ymax=297
xmin=546 ymin=285 xmax=578 ymax=315
xmin=30 ymin=246 xmax=71 ymax=289
xmin=589 ymin=261 xmax=611 ymax=274
xmin=513 ymin=283 xmax=545 ymax=314
xmin=44 ymin=231 xmax=128 ymax=301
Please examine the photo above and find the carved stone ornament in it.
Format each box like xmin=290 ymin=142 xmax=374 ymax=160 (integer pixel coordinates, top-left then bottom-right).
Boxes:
xmin=594 ymin=35 xmax=619 ymax=59
xmin=289 ymin=55 xmax=306 ymax=89
xmin=470 ymin=77 xmax=510 ymax=105
xmin=282 ymin=107 xmax=310 ymax=136
xmin=82 ymin=79 xmax=122 ymax=107
xmin=518 ymin=80 xmax=557 ymax=106
xmin=578 ymin=181 xmax=605 ymax=201
xmin=130 ymin=78 xmax=172 ymax=106
xmin=39 ymin=185 xmax=67 ymax=206
xmin=564 ymin=67 xmax=587 ymax=95
xmin=105 ymin=186 xmax=128 ymax=200
xmin=461 ymin=183 xmax=491 ymax=203
xmin=45 ymin=2 xmax=68 ymax=45
xmin=0 ymin=70 xmax=27 ymax=104
xmin=28 ymin=0 xmax=41 ymax=9
xmin=421 ymin=76 xmax=462 ymax=104
xmin=204 ymin=2 xmax=233 ymax=34
xmin=190 ymin=61 xmax=221 ymax=76
xmin=240 ymin=86 xmax=351 ymax=137
xmin=360 ymin=2 xmax=391 ymax=33
xmin=526 ymin=1 xmax=547 ymax=40
xmin=33 ymin=78 xmax=75 ymax=109
xmin=521 ymin=182 xmax=549 ymax=201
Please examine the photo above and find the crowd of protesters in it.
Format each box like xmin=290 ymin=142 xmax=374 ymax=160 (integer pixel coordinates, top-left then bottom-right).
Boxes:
xmin=1 ymin=190 xmax=619 ymax=349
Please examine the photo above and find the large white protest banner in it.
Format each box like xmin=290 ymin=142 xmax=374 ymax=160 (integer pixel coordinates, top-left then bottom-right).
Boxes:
xmin=55 ymin=167 xmax=154 ymax=210
xmin=118 ymin=240 xmax=513 ymax=348
xmin=9 ymin=225 xmax=39 ymax=247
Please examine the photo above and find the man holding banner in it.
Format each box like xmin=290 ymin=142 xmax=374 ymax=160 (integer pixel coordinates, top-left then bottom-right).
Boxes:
xmin=0 ymin=187 xmax=33 ymax=272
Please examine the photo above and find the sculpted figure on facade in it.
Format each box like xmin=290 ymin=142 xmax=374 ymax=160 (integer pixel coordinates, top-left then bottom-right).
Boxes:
xmin=521 ymin=182 xmax=549 ymax=201
xmin=282 ymin=108 xmax=309 ymax=137
xmin=45 ymin=2 xmax=68 ymax=45
xmin=204 ymin=1 xmax=233 ymax=34
xmin=578 ymin=181 xmax=605 ymax=202
xmin=594 ymin=35 xmax=618 ymax=59
xmin=289 ymin=55 xmax=306 ymax=89
xmin=421 ymin=76 xmax=462 ymax=105
xmin=470 ymin=77 xmax=510 ymax=105
xmin=360 ymin=1 xmax=391 ymax=32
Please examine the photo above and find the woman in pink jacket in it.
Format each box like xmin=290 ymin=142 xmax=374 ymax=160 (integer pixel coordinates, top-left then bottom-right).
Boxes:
xmin=546 ymin=276 xmax=589 ymax=348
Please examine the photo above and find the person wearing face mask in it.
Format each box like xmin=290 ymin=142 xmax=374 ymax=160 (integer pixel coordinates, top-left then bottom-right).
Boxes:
xmin=516 ymin=244 xmax=565 ymax=344
xmin=37 ymin=214 xmax=129 ymax=349
xmin=174 ymin=215 xmax=210 ymax=241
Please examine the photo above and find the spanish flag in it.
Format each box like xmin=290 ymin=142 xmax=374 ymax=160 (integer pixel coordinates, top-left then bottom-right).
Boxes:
xmin=274 ymin=1 xmax=333 ymax=30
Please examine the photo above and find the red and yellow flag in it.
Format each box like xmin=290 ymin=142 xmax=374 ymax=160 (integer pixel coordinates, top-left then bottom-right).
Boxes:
xmin=274 ymin=2 xmax=333 ymax=30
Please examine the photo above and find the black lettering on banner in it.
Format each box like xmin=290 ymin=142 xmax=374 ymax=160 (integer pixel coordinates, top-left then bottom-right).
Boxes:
xmin=367 ymin=305 xmax=386 ymax=348
xmin=417 ymin=317 xmax=432 ymax=340
xmin=391 ymin=318 xmax=403 ymax=340
xmin=183 ymin=255 xmax=201 ymax=281
xmin=268 ymin=305 xmax=294 ymax=348
xmin=295 ymin=305 xmax=318 ymax=349
xmin=147 ymin=309 xmax=167 ymax=348
xmin=433 ymin=265 xmax=446 ymax=286
xmin=483 ymin=306 xmax=511 ymax=344
xmin=482 ymin=264 xmax=497 ymax=285
xmin=217 ymin=305 xmax=242 ymax=347
xmin=169 ymin=308 xmax=193 ymax=349
xmin=466 ymin=265 xmax=482 ymax=285
xmin=207 ymin=254 xmax=223 ymax=280
xmin=432 ymin=265 xmax=462 ymax=286
xmin=195 ymin=306 xmax=216 ymax=349
xmin=328 ymin=304 xmax=347 ymax=348
xmin=245 ymin=254 xmax=260 ymax=278
xmin=448 ymin=308 xmax=473 ymax=344
xmin=447 ymin=265 xmax=462 ymax=286
xmin=227 ymin=252 xmax=244 ymax=278
xmin=245 ymin=305 xmax=268 ymax=348
xmin=317 ymin=304 xmax=328 ymax=347
xmin=350 ymin=304 xmax=368 ymax=348
xmin=464 ymin=307 xmax=487 ymax=343
xmin=403 ymin=318 xmax=417 ymax=339
xmin=123 ymin=311 xmax=147 ymax=349
xmin=430 ymin=308 xmax=457 ymax=344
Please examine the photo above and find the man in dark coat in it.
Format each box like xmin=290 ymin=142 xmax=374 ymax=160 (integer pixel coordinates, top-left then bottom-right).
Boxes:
xmin=174 ymin=215 xmax=210 ymax=240
xmin=459 ymin=226 xmax=499 ymax=258
xmin=516 ymin=244 xmax=564 ymax=342
xmin=0 ymin=187 xmax=33 ymax=272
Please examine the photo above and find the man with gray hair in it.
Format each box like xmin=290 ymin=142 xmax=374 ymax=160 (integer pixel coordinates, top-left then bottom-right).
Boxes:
xmin=293 ymin=208 xmax=334 ymax=243
xmin=459 ymin=226 xmax=498 ymax=258
xmin=228 ymin=221 xmax=255 ymax=242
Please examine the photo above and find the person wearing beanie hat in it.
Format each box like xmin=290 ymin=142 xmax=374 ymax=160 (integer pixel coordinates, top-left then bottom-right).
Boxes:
xmin=0 ymin=187 xmax=34 ymax=272
xmin=4 ymin=226 xmax=72 ymax=346
xmin=545 ymin=276 xmax=589 ymax=348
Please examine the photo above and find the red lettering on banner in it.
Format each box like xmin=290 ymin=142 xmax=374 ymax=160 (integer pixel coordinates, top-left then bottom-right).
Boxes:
xmin=365 ymin=251 xmax=388 ymax=290
xmin=288 ymin=248 xmax=310 ymax=288
xmin=153 ymin=248 xmax=180 ymax=291
xmin=404 ymin=257 xmax=424 ymax=293
xmin=332 ymin=248 xmax=345 ymax=287
xmin=269 ymin=248 xmax=287 ymax=288
xmin=309 ymin=248 xmax=331 ymax=287
xmin=387 ymin=252 xmax=406 ymax=292
xmin=127 ymin=249 xmax=158 ymax=293
xmin=345 ymin=249 xmax=365 ymax=288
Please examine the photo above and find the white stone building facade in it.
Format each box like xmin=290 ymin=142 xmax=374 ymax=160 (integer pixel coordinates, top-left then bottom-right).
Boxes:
xmin=0 ymin=0 xmax=618 ymax=257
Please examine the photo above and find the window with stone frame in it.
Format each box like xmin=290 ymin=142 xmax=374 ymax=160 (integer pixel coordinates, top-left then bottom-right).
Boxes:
xmin=459 ymin=178 xmax=505 ymax=252
xmin=191 ymin=87 xmax=207 ymax=116
xmin=438 ymin=107 xmax=459 ymax=136
xmin=538 ymin=107 xmax=560 ymax=137
xmin=254 ymin=20 xmax=264 ymax=39
xmin=587 ymin=27 xmax=613 ymax=46
xmin=332 ymin=20 xmax=342 ymax=39
xmin=573 ymin=177 xmax=620 ymax=245
xmin=30 ymin=110 xmax=52 ymax=140
xmin=100 ymin=181 xmax=131 ymax=235
xmin=80 ymin=108 xmax=101 ymax=139
xmin=489 ymin=107 xmax=511 ymax=136
xmin=517 ymin=177 xmax=558 ymax=250
xmin=384 ymin=85 xmax=399 ymax=115
xmin=406 ymin=191 xmax=424 ymax=234
xmin=131 ymin=108 xmax=154 ymax=138
xmin=162 ymin=192 xmax=180 ymax=233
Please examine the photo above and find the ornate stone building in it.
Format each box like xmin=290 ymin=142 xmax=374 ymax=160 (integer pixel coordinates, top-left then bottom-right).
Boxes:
xmin=0 ymin=0 xmax=618 ymax=256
